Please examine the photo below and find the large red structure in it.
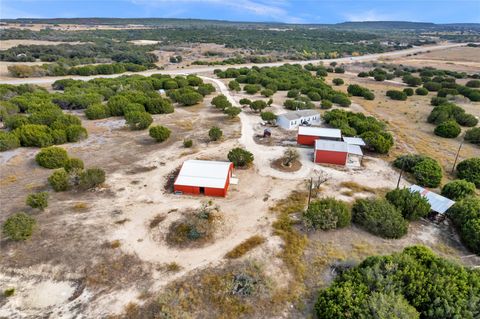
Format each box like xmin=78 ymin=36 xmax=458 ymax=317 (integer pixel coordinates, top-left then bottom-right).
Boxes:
xmin=297 ymin=126 xmax=342 ymax=146
xmin=314 ymin=140 xmax=349 ymax=165
xmin=174 ymin=160 xmax=234 ymax=197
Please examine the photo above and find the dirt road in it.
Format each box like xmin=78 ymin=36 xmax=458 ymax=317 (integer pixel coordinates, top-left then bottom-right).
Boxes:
xmin=0 ymin=42 xmax=467 ymax=85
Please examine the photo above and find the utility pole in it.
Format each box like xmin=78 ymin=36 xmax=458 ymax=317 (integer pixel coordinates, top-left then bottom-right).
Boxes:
xmin=307 ymin=177 xmax=313 ymax=209
xmin=451 ymin=140 xmax=464 ymax=174
xmin=396 ymin=160 xmax=405 ymax=189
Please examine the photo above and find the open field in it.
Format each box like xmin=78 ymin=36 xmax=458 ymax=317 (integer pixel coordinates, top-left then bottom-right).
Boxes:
xmin=0 ymin=40 xmax=86 ymax=50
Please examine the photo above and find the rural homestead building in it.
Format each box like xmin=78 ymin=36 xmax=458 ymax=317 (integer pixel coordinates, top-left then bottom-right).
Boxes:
xmin=408 ymin=185 xmax=455 ymax=214
xmin=277 ymin=110 xmax=321 ymax=130
xmin=174 ymin=160 xmax=234 ymax=197
xmin=297 ymin=127 xmax=342 ymax=146
xmin=342 ymin=137 xmax=366 ymax=147
xmin=314 ymin=140 xmax=363 ymax=166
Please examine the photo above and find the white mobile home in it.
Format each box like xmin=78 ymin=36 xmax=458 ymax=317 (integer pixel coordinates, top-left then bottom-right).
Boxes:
xmin=277 ymin=110 xmax=321 ymax=130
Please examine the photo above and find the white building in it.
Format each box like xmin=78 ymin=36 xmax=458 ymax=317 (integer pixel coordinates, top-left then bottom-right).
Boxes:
xmin=277 ymin=110 xmax=321 ymax=130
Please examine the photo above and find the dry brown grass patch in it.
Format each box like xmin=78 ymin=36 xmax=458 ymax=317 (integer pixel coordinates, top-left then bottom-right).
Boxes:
xmin=72 ymin=202 xmax=89 ymax=211
xmin=225 ymin=235 xmax=266 ymax=259
xmin=149 ymin=214 xmax=166 ymax=229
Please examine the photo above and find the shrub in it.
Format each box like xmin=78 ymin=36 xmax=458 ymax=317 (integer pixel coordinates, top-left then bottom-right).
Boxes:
xmin=423 ymin=81 xmax=442 ymax=91
xmin=455 ymin=112 xmax=478 ymax=127
xmin=361 ymin=131 xmax=393 ymax=154
xmin=50 ymin=129 xmax=67 ymax=144
xmin=347 ymin=84 xmax=374 ymax=100
xmin=456 ymin=157 xmax=480 ymax=187
xmin=303 ymin=198 xmax=351 ymax=230
xmin=79 ymin=168 xmax=106 ymax=190
xmin=48 ymin=168 xmax=69 ymax=192
xmin=434 ymin=120 xmax=461 ymax=138
xmin=393 ymin=154 xmax=428 ymax=172
xmin=211 ymin=95 xmax=231 ymax=110
xmin=352 ymin=198 xmax=408 ymax=239
xmin=64 ymin=157 xmax=84 ymax=173
xmin=447 ymin=197 xmax=480 ymax=254
xmin=125 ymin=111 xmax=152 ymax=130
xmin=225 ymin=235 xmax=266 ymax=259
xmin=415 ymin=87 xmax=429 ymax=95
xmin=244 ymin=84 xmax=260 ymax=94
xmin=403 ymin=88 xmax=414 ymax=96
xmin=26 ymin=192 xmax=49 ymax=210
xmin=412 ymin=157 xmax=443 ymax=188
xmin=2 ymin=212 xmax=36 ymax=241
xmin=260 ymin=111 xmax=277 ymax=123
xmin=183 ymin=139 xmax=193 ymax=148
xmin=385 ymin=188 xmax=430 ymax=221
xmin=287 ymin=89 xmax=299 ymax=98
xmin=228 ymin=147 xmax=254 ymax=167
xmin=208 ymin=126 xmax=223 ymax=141
xmin=441 ymin=180 xmax=476 ymax=200
xmin=261 ymin=89 xmax=274 ymax=97
xmin=15 ymin=124 xmax=53 ymax=147
xmin=65 ymin=125 xmax=88 ymax=142
xmin=0 ymin=131 xmax=20 ymax=151
xmin=332 ymin=94 xmax=351 ymax=107
xmin=466 ymin=79 xmax=480 ymax=88
xmin=386 ymin=90 xmax=407 ymax=101
xmin=332 ymin=78 xmax=344 ymax=85
xmin=35 ymin=146 xmax=69 ymax=169
xmin=249 ymin=100 xmax=267 ymax=112
xmin=149 ymin=125 xmax=171 ymax=142
xmin=175 ymin=91 xmax=203 ymax=106
xmin=321 ymin=100 xmax=332 ymax=109
xmin=334 ymin=67 xmax=345 ymax=73
xmin=4 ymin=114 xmax=29 ymax=130
xmin=239 ymin=98 xmax=252 ymax=105
xmin=4 ymin=288 xmax=15 ymax=297
xmin=374 ymin=74 xmax=386 ymax=81
xmin=357 ymin=72 xmax=369 ymax=77
xmin=465 ymin=127 xmax=480 ymax=145
xmin=224 ymin=106 xmax=241 ymax=118
xmin=85 ymin=103 xmax=110 ymax=120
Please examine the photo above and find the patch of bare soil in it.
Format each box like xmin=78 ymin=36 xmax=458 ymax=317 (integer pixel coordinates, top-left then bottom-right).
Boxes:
xmin=271 ymin=158 xmax=302 ymax=172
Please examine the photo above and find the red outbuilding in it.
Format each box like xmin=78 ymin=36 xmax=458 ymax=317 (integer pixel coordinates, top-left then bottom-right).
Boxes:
xmin=314 ymin=140 xmax=363 ymax=166
xmin=174 ymin=160 xmax=234 ymax=197
xmin=297 ymin=127 xmax=342 ymax=146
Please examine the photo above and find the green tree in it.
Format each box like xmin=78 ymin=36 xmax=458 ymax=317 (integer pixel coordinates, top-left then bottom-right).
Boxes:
xmin=228 ymin=147 xmax=254 ymax=167
xmin=228 ymin=80 xmax=241 ymax=91
xmin=412 ymin=157 xmax=443 ymax=188
xmin=332 ymin=78 xmax=344 ymax=86
xmin=211 ymin=95 xmax=231 ymax=110
xmin=303 ymin=198 xmax=351 ymax=230
xmin=2 ymin=212 xmax=36 ymax=241
xmin=15 ymin=124 xmax=53 ymax=147
xmin=224 ymin=106 xmax=241 ymax=118
xmin=48 ymin=168 xmax=69 ymax=192
xmin=260 ymin=111 xmax=277 ymax=123
xmin=26 ymin=192 xmax=49 ymax=210
xmin=35 ymin=146 xmax=69 ymax=169
xmin=447 ymin=197 xmax=480 ymax=254
xmin=441 ymin=180 xmax=476 ymax=200
xmin=0 ymin=131 xmax=20 ymax=151
xmin=456 ymin=157 xmax=480 ymax=187
xmin=465 ymin=127 xmax=480 ymax=145
xmin=125 ymin=111 xmax=152 ymax=130
xmin=434 ymin=120 xmax=461 ymax=138
xmin=65 ymin=125 xmax=88 ymax=142
xmin=249 ymin=100 xmax=267 ymax=112
xmin=149 ymin=125 xmax=171 ymax=142
xmin=208 ymin=126 xmax=223 ymax=141
xmin=79 ymin=168 xmax=106 ymax=190
xmin=385 ymin=188 xmax=431 ymax=221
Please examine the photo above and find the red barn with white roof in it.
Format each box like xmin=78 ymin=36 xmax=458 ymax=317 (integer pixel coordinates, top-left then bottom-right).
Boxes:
xmin=174 ymin=160 xmax=234 ymax=197
xmin=297 ymin=127 xmax=342 ymax=146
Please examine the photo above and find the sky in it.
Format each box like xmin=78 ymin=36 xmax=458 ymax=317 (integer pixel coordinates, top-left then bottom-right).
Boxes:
xmin=1 ymin=0 xmax=479 ymax=24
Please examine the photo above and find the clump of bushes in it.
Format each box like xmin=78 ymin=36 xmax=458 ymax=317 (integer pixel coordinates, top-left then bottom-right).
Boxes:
xmin=332 ymin=78 xmax=344 ymax=86
xmin=456 ymin=157 xmax=480 ymax=188
xmin=434 ymin=120 xmax=461 ymax=138
xmin=321 ymin=100 xmax=332 ymax=109
xmin=35 ymin=146 xmax=69 ymax=169
xmin=48 ymin=168 xmax=70 ymax=191
xmin=441 ymin=180 xmax=476 ymax=200
xmin=428 ymin=102 xmax=478 ymax=127
xmin=347 ymin=84 xmax=375 ymax=100
xmin=228 ymin=147 xmax=254 ymax=168
xmin=183 ymin=139 xmax=193 ymax=148
xmin=386 ymin=90 xmax=408 ymax=101
xmin=385 ymin=188 xmax=430 ymax=221
xmin=303 ymin=198 xmax=351 ymax=230
xmin=208 ymin=126 xmax=223 ymax=141
xmin=415 ymin=87 xmax=429 ymax=95
xmin=393 ymin=154 xmax=442 ymax=188
xmin=26 ymin=192 xmax=49 ymax=210
xmin=2 ymin=212 xmax=36 ymax=241
xmin=447 ymin=197 xmax=480 ymax=254
xmin=0 ymin=131 xmax=20 ymax=151
xmin=125 ymin=111 xmax=153 ymax=130
xmin=149 ymin=125 xmax=171 ymax=142
xmin=465 ymin=127 xmax=480 ymax=145
xmin=78 ymin=168 xmax=106 ymax=190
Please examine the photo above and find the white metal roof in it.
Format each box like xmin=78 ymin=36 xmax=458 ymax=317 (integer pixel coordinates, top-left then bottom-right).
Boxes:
xmin=175 ymin=160 xmax=232 ymax=189
xmin=343 ymin=137 xmax=366 ymax=146
xmin=347 ymin=144 xmax=363 ymax=156
xmin=314 ymin=140 xmax=348 ymax=153
xmin=279 ymin=110 xmax=320 ymax=121
xmin=409 ymin=185 xmax=455 ymax=214
xmin=298 ymin=126 xmax=341 ymax=138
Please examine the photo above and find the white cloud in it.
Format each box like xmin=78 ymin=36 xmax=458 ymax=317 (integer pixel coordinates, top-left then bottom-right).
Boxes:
xmin=344 ymin=9 xmax=396 ymax=22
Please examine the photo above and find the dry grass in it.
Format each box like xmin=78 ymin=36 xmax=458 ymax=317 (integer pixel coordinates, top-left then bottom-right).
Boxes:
xmin=0 ymin=175 xmax=17 ymax=186
xmin=72 ymin=202 xmax=89 ymax=211
xmin=225 ymin=235 xmax=266 ymax=259
xmin=173 ymin=119 xmax=194 ymax=130
xmin=149 ymin=214 xmax=166 ymax=229
xmin=110 ymin=240 xmax=121 ymax=249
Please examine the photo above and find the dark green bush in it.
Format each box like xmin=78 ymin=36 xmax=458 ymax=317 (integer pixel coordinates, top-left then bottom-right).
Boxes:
xmin=125 ymin=111 xmax=152 ymax=130
xmin=2 ymin=212 xmax=36 ymax=241
xmin=431 ymin=96 xmax=448 ymax=106
xmin=466 ymin=80 xmax=480 ymax=88
xmin=456 ymin=157 xmax=480 ymax=187
xmin=85 ymin=103 xmax=110 ymax=120
xmin=4 ymin=114 xmax=29 ymax=130
xmin=35 ymin=146 xmax=69 ymax=169
xmin=15 ymin=124 xmax=53 ymax=147
xmin=26 ymin=192 xmax=49 ymax=210
xmin=403 ymin=88 xmax=414 ymax=96
xmin=65 ymin=125 xmax=88 ymax=142
xmin=149 ymin=125 xmax=171 ymax=142
xmin=321 ymin=100 xmax=333 ymax=109
xmin=48 ymin=168 xmax=69 ymax=192
xmin=64 ymin=157 xmax=84 ymax=173
xmin=412 ymin=157 xmax=443 ymax=188
xmin=208 ymin=126 xmax=223 ymax=141
xmin=393 ymin=154 xmax=428 ymax=172
xmin=415 ymin=87 xmax=429 ymax=95
xmin=183 ymin=139 xmax=193 ymax=148
xmin=434 ymin=120 xmax=461 ymax=138
xmin=332 ymin=78 xmax=344 ymax=86
xmin=228 ymin=147 xmax=254 ymax=167
xmin=465 ymin=127 xmax=480 ymax=145
xmin=361 ymin=131 xmax=394 ymax=154
xmin=0 ymin=131 xmax=20 ymax=151
xmin=352 ymin=198 xmax=408 ymax=239
xmin=386 ymin=90 xmax=407 ymax=101
xmin=303 ymin=198 xmax=351 ymax=230
xmin=79 ymin=168 xmax=106 ymax=190
xmin=385 ymin=188 xmax=431 ymax=221
xmin=331 ymin=94 xmax=351 ymax=107
xmin=447 ymin=197 xmax=480 ymax=254
xmin=441 ymin=180 xmax=476 ymax=200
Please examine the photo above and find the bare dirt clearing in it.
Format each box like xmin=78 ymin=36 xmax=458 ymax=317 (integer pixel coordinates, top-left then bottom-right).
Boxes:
xmin=0 ymin=39 xmax=85 ymax=50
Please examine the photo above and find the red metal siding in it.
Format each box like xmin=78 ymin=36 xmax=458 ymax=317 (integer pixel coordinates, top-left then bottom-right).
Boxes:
xmin=314 ymin=150 xmax=347 ymax=165
xmin=174 ymin=162 xmax=234 ymax=197
xmin=205 ymin=187 xmax=226 ymax=197
xmin=297 ymin=134 xmax=317 ymax=146
xmin=174 ymin=185 xmax=200 ymax=195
